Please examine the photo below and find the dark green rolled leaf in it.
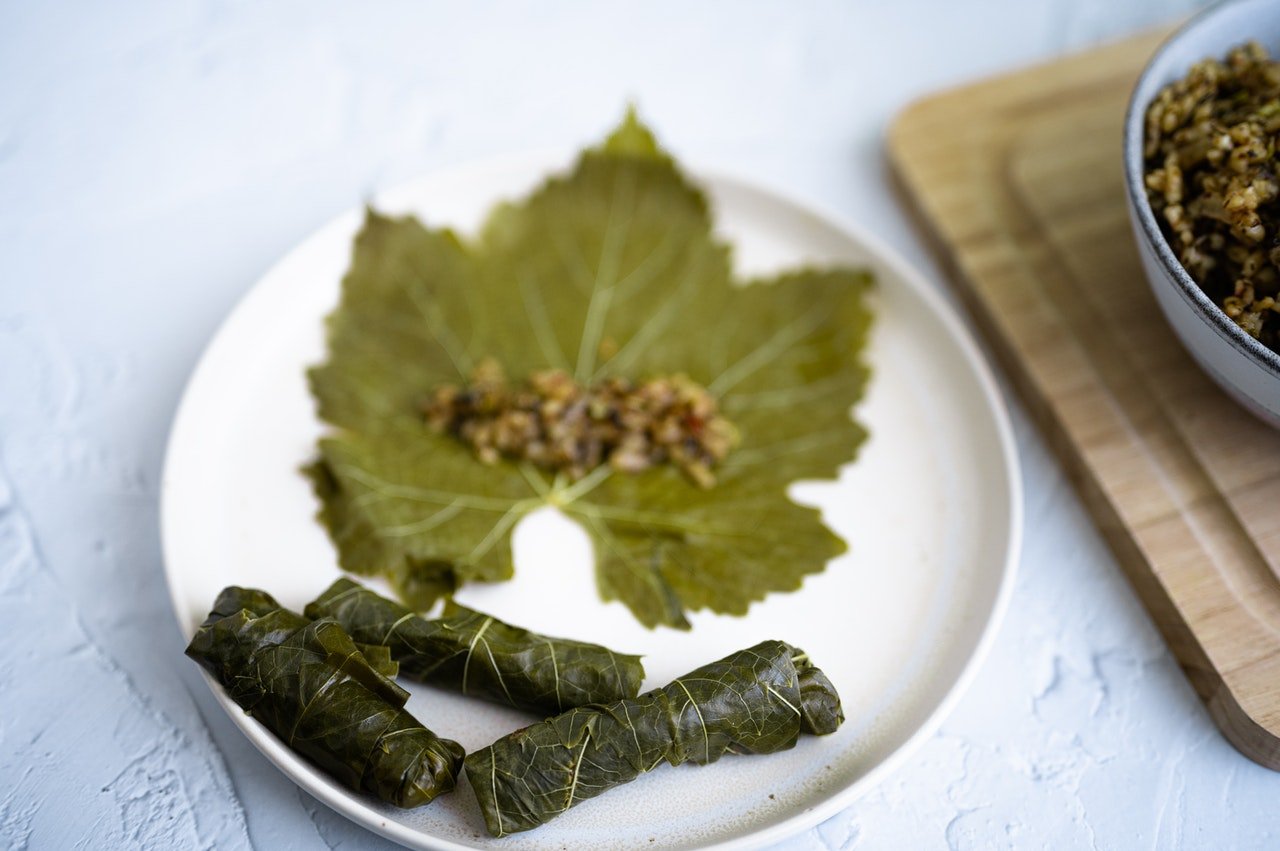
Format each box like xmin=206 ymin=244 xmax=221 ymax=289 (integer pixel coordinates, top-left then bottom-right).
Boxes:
xmin=797 ymin=660 xmax=843 ymax=735
xmin=463 ymin=639 xmax=842 ymax=836
xmin=305 ymin=577 xmax=645 ymax=715
xmin=206 ymin=585 xmax=407 ymax=701
xmin=353 ymin=642 xmax=400 ymax=679
xmin=186 ymin=586 xmax=464 ymax=808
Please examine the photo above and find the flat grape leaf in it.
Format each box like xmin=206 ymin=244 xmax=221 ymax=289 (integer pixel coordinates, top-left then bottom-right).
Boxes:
xmin=308 ymin=110 xmax=873 ymax=629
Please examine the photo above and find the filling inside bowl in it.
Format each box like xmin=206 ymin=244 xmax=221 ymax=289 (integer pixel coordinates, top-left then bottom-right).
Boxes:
xmin=1144 ymin=41 xmax=1280 ymax=352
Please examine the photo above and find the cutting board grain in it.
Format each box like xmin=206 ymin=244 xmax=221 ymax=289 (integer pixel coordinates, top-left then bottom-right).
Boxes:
xmin=889 ymin=30 xmax=1280 ymax=770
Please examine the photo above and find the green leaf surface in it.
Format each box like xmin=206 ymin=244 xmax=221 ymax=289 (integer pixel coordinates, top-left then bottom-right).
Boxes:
xmin=463 ymin=639 xmax=843 ymax=836
xmin=305 ymin=578 xmax=645 ymax=715
xmin=186 ymin=587 xmax=464 ymax=808
xmin=308 ymin=110 xmax=873 ymax=628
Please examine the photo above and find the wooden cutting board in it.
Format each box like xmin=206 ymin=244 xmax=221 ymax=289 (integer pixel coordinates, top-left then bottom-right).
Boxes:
xmin=889 ymin=30 xmax=1280 ymax=770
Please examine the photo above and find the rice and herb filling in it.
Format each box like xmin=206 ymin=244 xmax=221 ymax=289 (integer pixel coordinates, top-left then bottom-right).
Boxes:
xmin=1144 ymin=41 xmax=1280 ymax=350
xmin=422 ymin=358 xmax=739 ymax=488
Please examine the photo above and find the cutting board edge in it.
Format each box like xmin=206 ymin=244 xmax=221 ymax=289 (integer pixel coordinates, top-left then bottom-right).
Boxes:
xmin=885 ymin=37 xmax=1280 ymax=770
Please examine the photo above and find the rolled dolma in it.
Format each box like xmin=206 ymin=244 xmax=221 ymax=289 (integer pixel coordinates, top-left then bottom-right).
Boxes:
xmin=186 ymin=586 xmax=465 ymax=808
xmin=464 ymin=639 xmax=843 ymax=836
xmin=305 ymin=578 xmax=645 ymax=715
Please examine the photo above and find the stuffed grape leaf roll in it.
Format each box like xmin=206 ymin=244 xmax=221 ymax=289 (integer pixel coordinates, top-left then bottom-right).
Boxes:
xmin=186 ymin=586 xmax=465 ymax=808
xmin=305 ymin=578 xmax=645 ymax=715
xmin=464 ymin=639 xmax=843 ymax=836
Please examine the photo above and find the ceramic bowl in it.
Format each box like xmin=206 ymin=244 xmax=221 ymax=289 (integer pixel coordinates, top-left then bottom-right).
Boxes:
xmin=1123 ymin=0 xmax=1280 ymax=426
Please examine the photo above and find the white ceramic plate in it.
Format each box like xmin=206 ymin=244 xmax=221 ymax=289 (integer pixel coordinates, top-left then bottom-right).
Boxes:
xmin=162 ymin=153 xmax=1021 ymax=851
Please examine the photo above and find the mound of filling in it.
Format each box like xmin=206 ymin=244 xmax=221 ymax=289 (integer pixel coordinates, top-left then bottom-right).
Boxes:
xmin=422 ymin=359 xmax=739 ymax=487
xmin=1144 ymin=41 xmax=1280 ymax=351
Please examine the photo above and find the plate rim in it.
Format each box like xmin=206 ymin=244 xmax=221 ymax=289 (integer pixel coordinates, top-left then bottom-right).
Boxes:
xmin=161 ymin=150 xmax=1022 ymax=851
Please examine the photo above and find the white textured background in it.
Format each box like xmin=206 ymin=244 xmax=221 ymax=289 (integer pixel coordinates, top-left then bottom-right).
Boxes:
xmin=4 ymin=1 xmax=1277 ymax=849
